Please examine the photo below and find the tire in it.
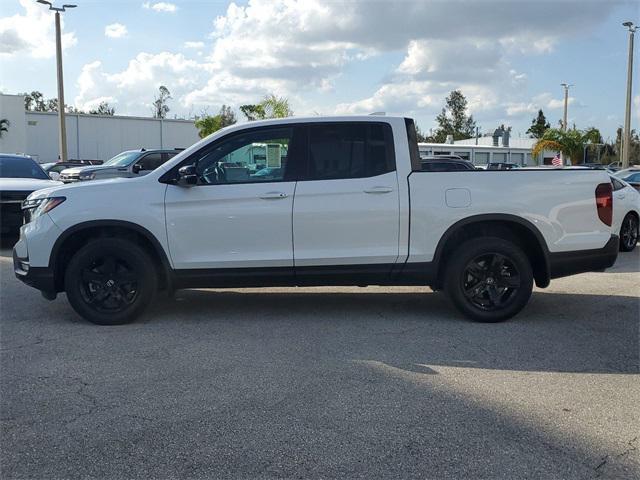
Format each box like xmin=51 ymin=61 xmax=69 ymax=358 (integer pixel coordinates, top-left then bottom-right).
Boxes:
xmin=444 ymin=237 xmax=534 ymax=322
xmin=619 ymin=213 xmax=638 ymax=252
xmin=64 ymin=238 xmax=158 ymax=325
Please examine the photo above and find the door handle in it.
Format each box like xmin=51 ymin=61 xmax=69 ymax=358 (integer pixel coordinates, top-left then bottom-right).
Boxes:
xmin=616 ymin=194 xmax=625 ymax=200
xmin=363 ymin=186 xmax=394 ymax=194
xmin=259 ymin=191 xmax=288 ymax=199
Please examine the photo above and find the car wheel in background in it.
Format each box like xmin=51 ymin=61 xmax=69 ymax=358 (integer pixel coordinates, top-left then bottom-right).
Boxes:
xmin=619 ymin=213 xmax=639 ymax=252
xmin=64 ymin=238 xmax=157 ymax=325
xmin=444 ymin=237 xmax=534 ymax=322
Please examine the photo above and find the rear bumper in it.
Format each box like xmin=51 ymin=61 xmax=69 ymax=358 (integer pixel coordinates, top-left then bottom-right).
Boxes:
xmin=548 ymin=235 xmax=619 ymax=279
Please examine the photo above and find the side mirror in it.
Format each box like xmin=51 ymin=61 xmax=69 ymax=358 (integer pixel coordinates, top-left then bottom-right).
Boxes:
xmin=49 ymin=171 xmax=60 ymax=181
xmin=177 ymin=165 xmax=198 ymax=186
xmin=132 ymin=164 xmax=142 ymax=174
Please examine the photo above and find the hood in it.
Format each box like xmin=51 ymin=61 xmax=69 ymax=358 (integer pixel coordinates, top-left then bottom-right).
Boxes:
xmin=61 ymin=164 xmax=123 ymax=175
xmin=26 ymin=175 xmax=136 ymax=200
xmin=0 ymin=178 xmax=63 ymax=191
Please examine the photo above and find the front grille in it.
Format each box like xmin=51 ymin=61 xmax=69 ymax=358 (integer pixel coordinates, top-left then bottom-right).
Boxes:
xmin=0 ymin=191 xmax=33 ymax=232
xmin=0 ymin=190 xmax=32 ymax=203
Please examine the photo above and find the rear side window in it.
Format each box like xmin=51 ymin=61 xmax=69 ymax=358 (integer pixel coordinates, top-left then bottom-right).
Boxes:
xmin=611 ymin=178 xmax=625 ymax=191
xmin=305 ymin=123 xmax=395 ymax=180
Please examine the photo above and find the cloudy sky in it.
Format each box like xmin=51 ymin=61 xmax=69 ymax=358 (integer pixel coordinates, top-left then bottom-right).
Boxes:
xmin=1 ymin=0 xmax=638 ymax=141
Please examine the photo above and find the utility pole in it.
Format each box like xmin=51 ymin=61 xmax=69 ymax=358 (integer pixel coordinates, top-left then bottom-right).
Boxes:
xmin=622 ymin=22 xmax=636 ymax=169
xmin=560 ymin=83 xmax=573 ymax=131
xmin=37 ymin=1 xmax=76 ymax=162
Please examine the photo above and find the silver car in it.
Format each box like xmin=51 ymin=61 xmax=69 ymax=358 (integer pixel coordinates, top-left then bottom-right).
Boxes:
xmin=59 ymin=149 xmax=180 ymax=183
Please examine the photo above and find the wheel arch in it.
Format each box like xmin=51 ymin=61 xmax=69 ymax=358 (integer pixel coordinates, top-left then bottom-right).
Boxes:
xmin=49 ymin=220 xmax=172 ymax=292
xmin=432 ymin=214 xmax=551 ymax=289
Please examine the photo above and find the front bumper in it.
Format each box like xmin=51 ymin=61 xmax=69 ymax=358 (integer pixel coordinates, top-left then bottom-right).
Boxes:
xmin=548 ymin=234 xmax=619 ymax=279
xmin=13 ymin=248 xmax=56 ymax=294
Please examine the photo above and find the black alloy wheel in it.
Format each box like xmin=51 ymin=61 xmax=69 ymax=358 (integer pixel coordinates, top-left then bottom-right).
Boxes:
xmin=461 ymin=253 xmax=521 ymax=311
xmin=620 ymin=214 xmax=638 ymax=252
xmin=444 ymin=237 xmax=534 ymax=322
xmin=79 ymin=255 xmax=138 ymax=313
xmin=65 ymin=238 xmax=157 ymax=325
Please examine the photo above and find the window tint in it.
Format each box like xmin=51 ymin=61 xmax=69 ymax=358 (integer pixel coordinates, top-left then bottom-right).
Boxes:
xmin=189 ymin=127 xmax=294 ymax=185
xmin=0 ymin=156 xmax=48 ymax=179
xmin=611 ymin=178 xmax=625 ymax=191
xmin=137 ymin=153 xmax=164 ymax=171
xmin=306 ymin=123 xmax=395 ymax=180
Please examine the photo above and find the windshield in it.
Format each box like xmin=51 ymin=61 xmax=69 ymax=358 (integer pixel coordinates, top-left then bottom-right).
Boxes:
xmin=0 ymin=156 xmax=49 ymax=180
xmin=104 ymin=151 xmax=141 ymax=167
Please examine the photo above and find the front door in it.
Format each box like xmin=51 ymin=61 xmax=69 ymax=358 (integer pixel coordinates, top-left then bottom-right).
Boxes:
xmin=165 ymin=126 xmax=301 ymax=271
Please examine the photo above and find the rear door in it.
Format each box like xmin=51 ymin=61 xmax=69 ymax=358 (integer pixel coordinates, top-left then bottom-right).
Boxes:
xmin=293 ymin=122 xmax=400 ymax=280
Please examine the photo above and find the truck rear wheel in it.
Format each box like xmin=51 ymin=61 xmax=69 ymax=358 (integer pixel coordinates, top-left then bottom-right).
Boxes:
xmin=444 ymin=237 xmax=533 ymax=322
xmin=64 ymin=238 xmax=157 ymax=325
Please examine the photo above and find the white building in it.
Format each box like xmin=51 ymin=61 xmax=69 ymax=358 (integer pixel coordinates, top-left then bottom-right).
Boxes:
xmin=419 ymin=132 xmax=559 ymax=167
xmin=0 ymin=94 xmax=200 ymax=163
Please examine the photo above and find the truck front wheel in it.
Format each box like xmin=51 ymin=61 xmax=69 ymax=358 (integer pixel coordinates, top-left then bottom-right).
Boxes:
xmin=444 ymin=237 xmax=533 ymax=322
xmin=64 ymin=238 xmax=157 ymax=325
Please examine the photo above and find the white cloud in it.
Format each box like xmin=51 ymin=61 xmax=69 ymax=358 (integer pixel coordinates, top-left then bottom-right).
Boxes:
xmin=104 ymin=23 xmax=127 ymax=39
xmin=0 ymin=0 xmax=76 ymax=59
xmin=75 ymin=0 xmax=616 ymax=123
xmin=75 ymin=53 xmax=209 ymax=114
xmin=142 ymin=2 xmax=177 ymax=13
xmin=184 ymin=41 xmax=205 ymax=49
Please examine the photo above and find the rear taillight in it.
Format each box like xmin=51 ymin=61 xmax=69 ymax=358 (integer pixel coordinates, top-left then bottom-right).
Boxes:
xmin=595 ymin=183 xmax=613 ymax=226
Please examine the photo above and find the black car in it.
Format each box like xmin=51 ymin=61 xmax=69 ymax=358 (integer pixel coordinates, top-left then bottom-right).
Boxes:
xmin=420 ymin=156 xmax=476 ymax=172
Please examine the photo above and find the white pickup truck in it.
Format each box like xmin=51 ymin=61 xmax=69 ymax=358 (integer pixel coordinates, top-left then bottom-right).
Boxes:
xmin=14 ymin=116 xmax=618 ymax=325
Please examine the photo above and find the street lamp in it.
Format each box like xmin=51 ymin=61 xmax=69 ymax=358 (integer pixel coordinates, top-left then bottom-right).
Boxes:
xmin=621 ymin=21 xmax=636 ymax=169
xmin=36 ymin=0 xmax=77 ymax=162
xmin=560 ymin=83 xmax=574 ymax=131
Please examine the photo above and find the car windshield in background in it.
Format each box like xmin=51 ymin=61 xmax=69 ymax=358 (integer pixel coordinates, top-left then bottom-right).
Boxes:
xmin=103 ymin=151 xmax=141 ymax=167
xmin=0 ymin=156 xmax=49 ymax=180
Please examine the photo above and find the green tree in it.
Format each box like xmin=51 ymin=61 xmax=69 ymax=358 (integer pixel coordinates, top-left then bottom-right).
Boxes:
xmin=23 ymin=91 xmax=46 ymax=111
xmin=526 ymin=109 xmax=550 ymax=139
xmin=195 ymin=105 xmax=238 ymax=138
xmin=89 ymin=101 xmax=115 ymax=116
xmin=241 ymin=94 xmax=293 ymax=121
xmin=153 ymin=85 xmax=171 ymax=119
xmin=432 ymin=90 xmax=476 ymax=143
xmin=533 ymin=127 xmax=604 ymax=165
xmin=240 ymin=104 xmax=265 ymax=121
xmin=0 ymin=119 xmax=9 ymax=138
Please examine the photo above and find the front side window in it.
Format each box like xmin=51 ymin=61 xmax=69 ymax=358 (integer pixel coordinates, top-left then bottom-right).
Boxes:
xmin=305 ymin=123 xmax=395 ymax=180
xmin=189 ymin=127 xmax=294 ymax=184
xmin=136 ymin=153 xmax=164 ymax=171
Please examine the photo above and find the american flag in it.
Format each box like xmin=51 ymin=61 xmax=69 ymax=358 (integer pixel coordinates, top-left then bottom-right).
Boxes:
xmin=551 ymin=153 xmax=562 ymax=167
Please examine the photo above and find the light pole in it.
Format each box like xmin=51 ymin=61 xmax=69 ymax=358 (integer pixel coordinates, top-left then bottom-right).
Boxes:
xmin=621 ymin=21 xmax=636 ymax=169
xmin=560 ymin=83 xmax=573 ymax=131
xmin=36 ymin=1 xmax=76 ymax=162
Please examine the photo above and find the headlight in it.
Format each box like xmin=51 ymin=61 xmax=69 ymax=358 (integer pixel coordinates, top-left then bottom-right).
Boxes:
xmin=22 ymin=197 xmax=66 ymax=221
xmin=79 ymin=172 xmax=96 ymax=180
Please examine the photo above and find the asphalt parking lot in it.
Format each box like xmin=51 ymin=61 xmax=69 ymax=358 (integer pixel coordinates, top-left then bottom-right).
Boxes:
xmin=1 ymin=241 xmax=638 ymax=480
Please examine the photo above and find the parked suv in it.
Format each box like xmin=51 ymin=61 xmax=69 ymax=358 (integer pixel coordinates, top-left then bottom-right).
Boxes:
xmin=59 ymin=149 xmax=181 ymax=183
xmin=0 ymin=154 xmax=62 ymax=235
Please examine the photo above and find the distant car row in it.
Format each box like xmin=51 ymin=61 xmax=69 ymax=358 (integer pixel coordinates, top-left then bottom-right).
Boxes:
xmin=45 ymin=148 xmax=183 ymax=183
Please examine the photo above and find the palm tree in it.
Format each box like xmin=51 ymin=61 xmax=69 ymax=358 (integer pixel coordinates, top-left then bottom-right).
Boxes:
xmin=0 ymin=119 xmax=9 ymax=138
xmin=533 ymin=127 xmax=603 ymax=165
